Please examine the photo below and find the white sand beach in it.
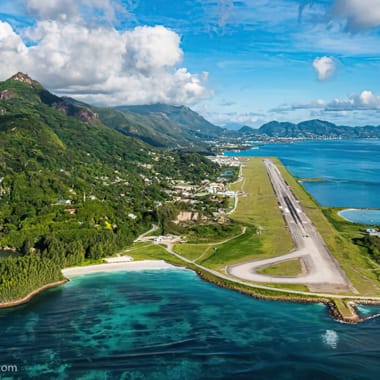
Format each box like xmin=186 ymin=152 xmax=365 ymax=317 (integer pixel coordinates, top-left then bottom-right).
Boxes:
xmin=62 ymin=260 xmax=177 ymax=278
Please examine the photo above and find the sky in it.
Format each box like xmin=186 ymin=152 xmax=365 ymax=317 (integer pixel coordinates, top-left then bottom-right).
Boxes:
xmin=1 ymin=0 xmax=380 ymax=127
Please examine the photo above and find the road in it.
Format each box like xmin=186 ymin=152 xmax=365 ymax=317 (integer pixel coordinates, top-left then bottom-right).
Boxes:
xmin=227 ymin=159 xmax=355 ymax=292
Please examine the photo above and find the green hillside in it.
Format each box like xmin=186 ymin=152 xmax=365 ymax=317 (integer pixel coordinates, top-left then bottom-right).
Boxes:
xmin=0 ymin=73 xmax=220 ymax=302
xmin=98 ymin=103 xmax=226 ymax=148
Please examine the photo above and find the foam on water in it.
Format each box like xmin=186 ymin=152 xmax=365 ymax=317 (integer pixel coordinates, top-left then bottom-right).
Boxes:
xmin=321 ymin=330 xmax=338 ymax=349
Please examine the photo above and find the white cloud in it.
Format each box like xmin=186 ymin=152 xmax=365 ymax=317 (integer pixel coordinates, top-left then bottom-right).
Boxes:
xmin=326 ymin=90 xmax=380 ymax=111
xmin=0 ymin=19 xmax=209 ymax=106
xmin=0 ymin=21 xmax=26 ymax=53
xmin=272 ymin=90 xmax=380 ymax=113
xmin=332 ymin=0 xmax=380 ymax=31
xmin=313 ymin=56 xmax=336 ymax=81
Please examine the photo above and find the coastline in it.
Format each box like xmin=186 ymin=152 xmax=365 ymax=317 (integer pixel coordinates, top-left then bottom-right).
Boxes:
xmin=1 ymin=255 xmax=379 ymax=323
xmin=0 ymin=260 xmax=179 ymax=310
xmin=193 ymin=269 xmax=380 ymax=324
xmin=62 ymin=260 xmax=178 ymax=278
xmin=0 ymin=279 xmax=68 ymax=309
xmin=338 ymin=208 xmax=380 ymax=224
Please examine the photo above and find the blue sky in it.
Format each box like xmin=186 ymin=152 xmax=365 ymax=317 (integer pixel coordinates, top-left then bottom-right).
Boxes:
xmin=1 ymin=0 xmax=380 ymax=127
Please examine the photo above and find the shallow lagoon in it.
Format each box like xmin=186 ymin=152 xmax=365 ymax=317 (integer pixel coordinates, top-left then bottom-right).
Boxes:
xmin=339 ymin=209 xmax=380 ymax=225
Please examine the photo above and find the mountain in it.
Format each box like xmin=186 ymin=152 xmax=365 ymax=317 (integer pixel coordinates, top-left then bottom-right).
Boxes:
xmin=98 ymin=103 xmax=226 ymax=148
xmin=240 ymin=119 xmax=380 ymax=139
xmin=239 ymin=125 xmax=258 ymax=134
xmin=0 ymin=73 xmax=221 ymax=301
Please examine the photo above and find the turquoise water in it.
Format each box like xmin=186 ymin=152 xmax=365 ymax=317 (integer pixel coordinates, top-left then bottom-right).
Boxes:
xmin=339 ymin=209 xmax=380 ymax=225
xmin=227 ymin=139 xmax=380 ymax=208
xmin=1 ymin=270 xmax=380 ymax=379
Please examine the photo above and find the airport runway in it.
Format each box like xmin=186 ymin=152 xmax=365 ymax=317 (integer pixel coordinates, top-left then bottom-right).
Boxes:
xmin=227 ymin=159 xmax=354 ymax=291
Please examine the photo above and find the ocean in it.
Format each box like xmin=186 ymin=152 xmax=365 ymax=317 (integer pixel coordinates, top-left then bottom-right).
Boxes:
xmin=226 ymin=139 xmax=380 ymax=209
xmin=1 ymin=270 xmax=380 ymax=379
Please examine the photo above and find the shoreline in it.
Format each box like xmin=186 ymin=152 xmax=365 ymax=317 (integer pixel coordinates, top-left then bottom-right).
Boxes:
xmin=338 ymin=208 xmax=380 ymax=224
xmin=1 ymin=257 xmax=380 ymax=323
xmin=193 ymin=269 xmax=380 ymax=324
xmin=62 ymin=260 xmax=178 ymax=278
xmin=0 ymin=260 xmax=179 ymax=310
xmin=0 ymin=279 xmax=68 ymax=309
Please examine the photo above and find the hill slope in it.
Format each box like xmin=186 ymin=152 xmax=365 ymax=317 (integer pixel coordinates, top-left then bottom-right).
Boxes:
xmin=98 ymin=103 xmax=226 ymax=148
xmin=0 ymin=73 xmax=220 ymax=301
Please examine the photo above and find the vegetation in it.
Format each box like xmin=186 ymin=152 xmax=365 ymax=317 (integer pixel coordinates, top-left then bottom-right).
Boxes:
xmin=353 ymin=236 xmax=380 ymax=265
xmin=257 ymin=259 xmax=303 ymax=277
xmin=98 ymin=103 xmax=224 ymax=148
xmin=228 ymin=158 xmax=293 ymax=256
xmin=0 ymin=256 xmax=63 ymax=302
xmin=0 ymin=74 xmax=222 ymax=302
xmin=184 ymin=223 xmax=241 ymax=243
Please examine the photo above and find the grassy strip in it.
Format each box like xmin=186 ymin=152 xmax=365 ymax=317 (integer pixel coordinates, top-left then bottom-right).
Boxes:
xmin=174 ymin=243 xmax=211 ymax=261
xmin=126 ymin=243 xmax=186 ymax=266
xmin=274 ymin=158 xmax=380 ymax=296
xmin=257 ymin=258 xmax=303 ymax=277
xmin=298 ymin=178 xmax=324 ymax=182
xmin=198 ymin=226 xmax=262 ymax=269
xmin=228 ymin=158 xmax=293 ymax=257
xmin=333 ymin=298 xmax=356 ymax=320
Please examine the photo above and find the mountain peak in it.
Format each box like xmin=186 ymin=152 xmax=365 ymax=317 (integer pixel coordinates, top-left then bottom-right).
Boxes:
xmin=10 ymin=72 xmax=34 ymax=85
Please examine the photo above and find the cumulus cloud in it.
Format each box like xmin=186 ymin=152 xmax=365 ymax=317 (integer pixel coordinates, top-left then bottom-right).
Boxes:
xmin=332 ymin=0 xmax=380 ymax=32
xmin=0 ymin=18 xmax=209 ymax=105
xmin=313 ymin=56 xmax=336 ymax=81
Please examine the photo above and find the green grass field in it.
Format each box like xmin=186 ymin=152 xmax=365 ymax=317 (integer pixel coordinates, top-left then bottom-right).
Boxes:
xmin=125 ymin=242 xmax=185 ymax=266
xmin=257 ymin=258 xmax=303 ymax=277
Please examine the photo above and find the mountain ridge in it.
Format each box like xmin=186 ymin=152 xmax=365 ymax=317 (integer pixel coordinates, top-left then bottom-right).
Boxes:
xmin=239 ymin=119 xmax=380 ymax=139
xmin=98 ymin=103 xmax=226 ymax=148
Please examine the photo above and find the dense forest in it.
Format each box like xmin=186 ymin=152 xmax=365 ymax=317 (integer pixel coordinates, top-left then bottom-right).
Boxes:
xmin=353 ymin=236 xmax=380 ymax=265
xmin=0 ymin=73 xmax=223 ymax=302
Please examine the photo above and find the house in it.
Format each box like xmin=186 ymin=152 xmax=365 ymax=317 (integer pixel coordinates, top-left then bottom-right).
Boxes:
xmin=367 ymin=228 xmax=380 ymax=237
xmin=56 ymin=199 xmax=72 ymax=205
xmin=65 ymin=208 xmax=77 ymax=215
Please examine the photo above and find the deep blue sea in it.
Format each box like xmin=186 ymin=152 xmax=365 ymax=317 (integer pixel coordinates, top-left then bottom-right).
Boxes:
xmin=1 ymin=270 xmax=380 ymax=379
xmin=226 ymin=139 xmax=380 ymax=209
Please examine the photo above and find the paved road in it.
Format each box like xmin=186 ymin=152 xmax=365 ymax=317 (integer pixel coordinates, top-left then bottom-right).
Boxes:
xmin=227 ymin=159 xmax=355 ymax=292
